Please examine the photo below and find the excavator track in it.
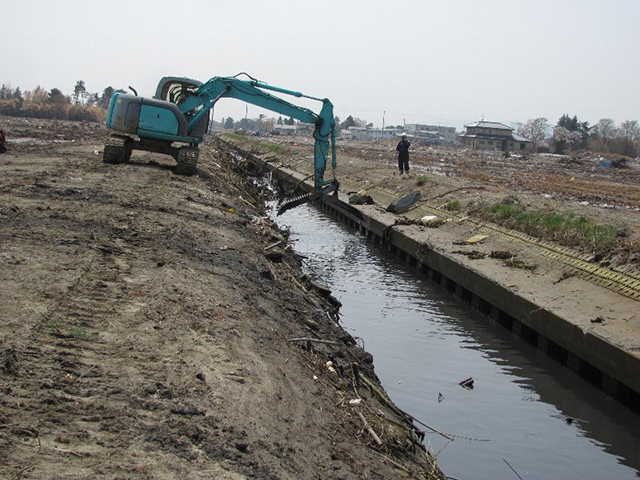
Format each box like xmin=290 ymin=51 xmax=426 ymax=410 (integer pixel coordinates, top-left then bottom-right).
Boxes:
xmin=103 ymin=135 xmax=131 ymax=165
xmin=175 ymin=146 xmax=199 ymax=176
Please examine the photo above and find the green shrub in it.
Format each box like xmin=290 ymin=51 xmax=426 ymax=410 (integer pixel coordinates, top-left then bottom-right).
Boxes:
xmin=446 ymin=199 xmax=461 ymax=211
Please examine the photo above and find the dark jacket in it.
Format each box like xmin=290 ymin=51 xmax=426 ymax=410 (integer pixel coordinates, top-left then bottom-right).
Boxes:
xmin=396 ymin=139 xmax=410 ymax=160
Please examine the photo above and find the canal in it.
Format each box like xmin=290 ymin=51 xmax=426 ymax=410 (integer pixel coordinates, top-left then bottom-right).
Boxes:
xmin=274 ymin=203 xmax=640 ymax=480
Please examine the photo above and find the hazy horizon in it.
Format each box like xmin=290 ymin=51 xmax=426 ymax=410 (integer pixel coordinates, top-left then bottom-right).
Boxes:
xmin=2 ymin=0 xmax=638 ymax=131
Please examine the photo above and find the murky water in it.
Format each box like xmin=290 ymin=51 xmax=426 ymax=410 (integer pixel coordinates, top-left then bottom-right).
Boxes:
xmin=275 ymin=204 xmax=640 ymax=480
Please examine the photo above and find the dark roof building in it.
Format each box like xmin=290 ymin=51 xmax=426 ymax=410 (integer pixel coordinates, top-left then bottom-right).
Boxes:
xmin=459 ymin=121 xmax=532 ymax=152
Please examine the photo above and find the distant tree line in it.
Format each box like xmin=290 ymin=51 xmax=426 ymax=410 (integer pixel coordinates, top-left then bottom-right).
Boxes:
xmin=513 ymin=115 xmax=639 ymax=157
xmin=220 ymin=114 xmax=280 ymax=133
xmin=220 ymin=114 xmax=364 ymax=135
xmin=1 ymin=80 xmax=378 ymax=135
xmin=0 ymin=81 xmax=126 ymax=122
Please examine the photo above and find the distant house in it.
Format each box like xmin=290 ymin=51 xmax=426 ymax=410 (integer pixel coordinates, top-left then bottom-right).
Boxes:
xmin=459 ymin=121 xmax=531 ymax=152
xmin=414 ymin=129 xmax=444 ymax=144
xmin=296 ymin=122 xmax=316 ymax=135
xmin=272 ymin=124 xmax=297 ymax=136
xmin=340 ymin=129 xmax=355 ymax=140
xmin=405 ymin=124 xmax=457 ymax=145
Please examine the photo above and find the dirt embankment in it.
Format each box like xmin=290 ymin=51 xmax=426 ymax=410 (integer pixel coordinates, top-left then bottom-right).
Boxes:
xmin=0 ymin=117 xmax=443 ymax=479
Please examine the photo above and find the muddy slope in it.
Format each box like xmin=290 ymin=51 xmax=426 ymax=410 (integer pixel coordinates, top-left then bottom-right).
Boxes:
xmin=0 ymin=117 xmax=444 ymax=479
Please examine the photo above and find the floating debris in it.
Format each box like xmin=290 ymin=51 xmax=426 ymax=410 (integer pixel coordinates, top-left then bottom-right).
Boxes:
xmin=459 ymin=377 xmax=475 ymax=389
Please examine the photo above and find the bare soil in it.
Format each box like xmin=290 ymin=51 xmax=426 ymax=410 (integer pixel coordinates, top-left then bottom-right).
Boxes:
xmin=0 ymin=117 xmax=443 ymax=480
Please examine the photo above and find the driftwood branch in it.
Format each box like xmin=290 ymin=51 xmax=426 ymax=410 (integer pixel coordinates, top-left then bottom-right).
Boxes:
xmin=264 ymin=240 xmax=283 ymax=252
xmin=356 ymin=411 xmax=382 ymax=446
xmin=50 ymin=447 xmax=91 ymax=458
xmin=287 ymin=337 xmax=338 ymax=345
xmin=371 ymin=450 xmax=411 ymax=474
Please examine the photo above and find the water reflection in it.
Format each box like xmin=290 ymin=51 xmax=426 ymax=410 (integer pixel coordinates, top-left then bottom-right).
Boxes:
xmin=276 ymin=204 xmax=640 ymax=479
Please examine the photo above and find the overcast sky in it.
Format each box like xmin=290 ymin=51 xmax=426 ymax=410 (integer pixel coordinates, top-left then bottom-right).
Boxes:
xmin=2 ymin=0 xmax=639 ymax=130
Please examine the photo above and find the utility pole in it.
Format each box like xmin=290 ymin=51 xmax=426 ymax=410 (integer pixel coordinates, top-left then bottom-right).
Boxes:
xmin=381 ymin=111 xmax=385 ymax=139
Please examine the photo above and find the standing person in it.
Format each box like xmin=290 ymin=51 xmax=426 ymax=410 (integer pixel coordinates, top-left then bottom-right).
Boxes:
xmin=0 ymin=130 xmax=6 ymax=154
xmin=396 ymin=134 xmax=411 ymax=177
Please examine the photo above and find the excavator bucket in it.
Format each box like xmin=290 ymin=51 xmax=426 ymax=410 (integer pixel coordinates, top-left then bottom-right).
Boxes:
xmin=277 ymin=192 xmax=322 ymax=216
xmin=277 ymin=181 xmax=339 ymax=216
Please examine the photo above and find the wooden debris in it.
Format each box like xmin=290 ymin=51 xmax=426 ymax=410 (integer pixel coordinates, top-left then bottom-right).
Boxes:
xmin=287 ymin=337 xmax=339 ymax=345
xmin=461 ymin=234 xmax=488 ymax=245
xmin=459 ymin=377 xmax=474 ymax=389
xmin=357 ymin=410 xmax=382 ymax=446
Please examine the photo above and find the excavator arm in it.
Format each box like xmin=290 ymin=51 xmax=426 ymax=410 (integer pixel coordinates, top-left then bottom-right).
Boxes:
xmin=178 ymin=76 xmax=337 ymax=193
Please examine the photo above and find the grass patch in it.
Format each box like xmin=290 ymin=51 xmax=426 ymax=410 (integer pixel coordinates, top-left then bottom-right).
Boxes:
xmin=416 ymin=175 xmax=430 ymax=186
xmin=222 ymin=132 xmax=290 ymax=155
xmin=256 ymin=141 xmax=290 ymax=155
xmin=223 ymin=132 xmax=248 ymax=142
xmin=483 ymin=201 xmax=624 ymax=253
xmin=50 ymin=322 xmax=98 ymax=341
xmin=446 ymin=199 xmax=461 ymax=211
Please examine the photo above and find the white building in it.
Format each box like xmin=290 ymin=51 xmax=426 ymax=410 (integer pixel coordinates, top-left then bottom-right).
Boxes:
xmin=405 ymin=124 xmax=457 ymax=144
xmin=346 ymin=127 xmax=403 ymax=140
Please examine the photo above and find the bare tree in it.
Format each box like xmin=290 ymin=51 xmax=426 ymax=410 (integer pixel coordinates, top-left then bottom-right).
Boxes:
xmin=619 ymin=120 xmax=640 ymax=157
xmin=353 ymin=117 xmax=369 ymax=128
xmin=594 ymin=118 xmax=616 ymax=150
xmin=619 ymin=120 xmax=639 ymax=141
xmin=511 ymin=122 xmax=526 ymax=136
xmin=28 ymin=85 xmax=49 ymax=104
xmin=524 ymin=117 xmax=550 ymax=146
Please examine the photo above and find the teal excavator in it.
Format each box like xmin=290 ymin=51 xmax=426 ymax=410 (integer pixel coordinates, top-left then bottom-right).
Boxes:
xmin=104 ymin=73 xmax=338 ymax=214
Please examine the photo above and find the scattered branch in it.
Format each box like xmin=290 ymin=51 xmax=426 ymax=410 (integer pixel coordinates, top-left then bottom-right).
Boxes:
xmin=287 ymin=337 xmax=339 ymax=345
xmin=356 ymin=410 xmax=382 ymax=446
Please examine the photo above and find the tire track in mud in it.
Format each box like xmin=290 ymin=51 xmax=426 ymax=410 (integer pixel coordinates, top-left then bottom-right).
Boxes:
xmin=3 ymin=240 xmax=164 ymax=474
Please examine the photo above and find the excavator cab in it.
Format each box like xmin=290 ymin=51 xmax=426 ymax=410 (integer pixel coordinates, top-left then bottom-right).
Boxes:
xmin=153 ymin=77 xmax=209 ymax=138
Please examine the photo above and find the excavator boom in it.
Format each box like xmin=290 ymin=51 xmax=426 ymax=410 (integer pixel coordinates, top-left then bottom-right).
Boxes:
xmin=180 ymin=76 xmax=337 ymax=192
